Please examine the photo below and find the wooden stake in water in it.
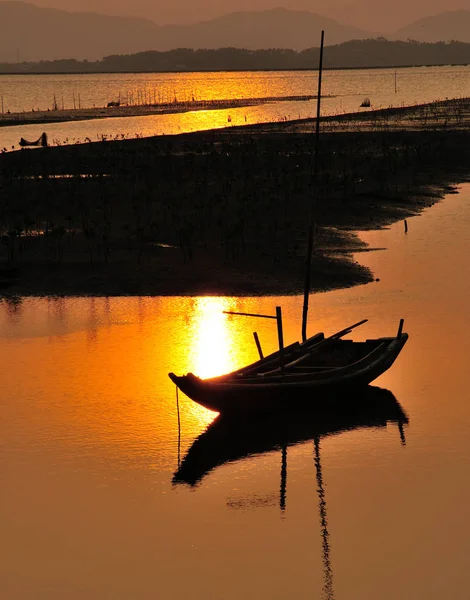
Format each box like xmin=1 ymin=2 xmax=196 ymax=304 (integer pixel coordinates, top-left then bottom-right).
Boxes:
xmin=301 ymin=30 xmax=325 ymax=343
xmin=276 ymin=306 xmax=285 ymax=372
xmin=253 ymin=332 xmax=264 ymax=359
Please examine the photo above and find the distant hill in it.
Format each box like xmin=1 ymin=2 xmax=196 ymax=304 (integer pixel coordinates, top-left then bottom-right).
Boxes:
xmin=159 ymin=9 xmax=375 ymax=51
xmin=0 ymin=1 xmax=161 ymax=62
xmin=0 ymin=2 xmax=375 ymax=62
xmin=394 ymin=10 xmax=470 ymax=43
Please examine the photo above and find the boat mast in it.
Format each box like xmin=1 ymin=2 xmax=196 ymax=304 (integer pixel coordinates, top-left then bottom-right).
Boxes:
xmin=302 ymin=30 xmax=325 ymax=342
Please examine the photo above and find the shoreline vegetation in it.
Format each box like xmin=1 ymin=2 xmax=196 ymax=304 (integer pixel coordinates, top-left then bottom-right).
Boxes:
xmin=1 ymin=97 xmax=470 ymax=298
xmin=2 ymin=40 xmax=470 ymax=74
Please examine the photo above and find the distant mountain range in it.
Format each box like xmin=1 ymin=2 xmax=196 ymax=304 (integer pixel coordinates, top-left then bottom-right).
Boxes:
xmin=0 ymin=3 xmax=374 ymax=61
xmin=394 ymin=10 xmax=470 ymax=42
xmin=1 ymin=2 xmax=470 ymax=63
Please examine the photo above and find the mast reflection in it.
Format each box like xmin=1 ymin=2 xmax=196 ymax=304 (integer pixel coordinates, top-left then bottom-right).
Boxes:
xmin=314 ymin=437 xmax=334 ymax=600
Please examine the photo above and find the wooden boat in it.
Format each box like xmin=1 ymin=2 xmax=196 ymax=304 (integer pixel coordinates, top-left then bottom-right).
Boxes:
xmin=173 ymin=385 xmax=408 ymax=486
xmin=169 ymin=319 xmax=408 ymax=414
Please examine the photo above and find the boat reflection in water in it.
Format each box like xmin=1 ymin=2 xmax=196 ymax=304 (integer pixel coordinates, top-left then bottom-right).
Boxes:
xmin=173 ymin=385 xmax=408 ymax=487
xmin=174 ymin=386 xmax=408 ymax=600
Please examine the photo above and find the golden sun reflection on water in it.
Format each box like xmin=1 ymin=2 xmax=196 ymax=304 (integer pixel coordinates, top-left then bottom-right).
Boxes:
xmin=187 ymin=297 xmax=237 ymax=379
xmin=166 ymin=296 xmax=279 ymax=431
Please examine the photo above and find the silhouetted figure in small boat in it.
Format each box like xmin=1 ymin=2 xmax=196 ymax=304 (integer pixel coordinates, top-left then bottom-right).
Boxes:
xmin=19 ymin=132 xmax=48 ymax=147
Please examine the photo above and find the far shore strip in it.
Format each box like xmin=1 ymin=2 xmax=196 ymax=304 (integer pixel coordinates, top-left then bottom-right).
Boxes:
xmin=0 ymin=94 xmax=319 ymax=127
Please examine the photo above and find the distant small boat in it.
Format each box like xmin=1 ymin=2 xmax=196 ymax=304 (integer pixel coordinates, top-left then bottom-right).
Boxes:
xmin=19 ymin=132 xmax=48 ymax=147
xmin=169 ymin=319 xmax=408 ymax=414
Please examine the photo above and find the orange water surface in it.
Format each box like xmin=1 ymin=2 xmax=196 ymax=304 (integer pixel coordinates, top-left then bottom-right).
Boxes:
xmin=1 ymin=185 xmax=470 ymax=600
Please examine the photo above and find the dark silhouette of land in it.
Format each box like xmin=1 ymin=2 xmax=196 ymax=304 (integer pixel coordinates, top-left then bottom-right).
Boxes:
xmin=2 ymin=39 xmax=470 ymax=74
xmin=0 ymin=99 xmax=469 ymax=297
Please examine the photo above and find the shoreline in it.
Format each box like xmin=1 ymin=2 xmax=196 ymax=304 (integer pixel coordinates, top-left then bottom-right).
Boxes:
xmin=1 ymin=99 xmax=470 ymax=298
xmin=2 ymin=61 xmax=469 ymax=77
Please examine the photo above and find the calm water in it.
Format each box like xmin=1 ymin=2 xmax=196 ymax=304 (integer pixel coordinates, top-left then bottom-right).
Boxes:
xmin=1 ymin=184 xmax=470 ymax=599
xmin=1 ymin=65 xmax=470 ymax=149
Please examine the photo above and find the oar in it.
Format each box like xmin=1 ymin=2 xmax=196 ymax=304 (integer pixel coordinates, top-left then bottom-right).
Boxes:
xmin=328 ymin=318 xmax=368 ymax=341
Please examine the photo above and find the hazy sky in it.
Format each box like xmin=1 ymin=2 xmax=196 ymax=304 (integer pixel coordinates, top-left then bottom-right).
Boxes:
xmin=14 ymin=0 xmax=470 ymax=32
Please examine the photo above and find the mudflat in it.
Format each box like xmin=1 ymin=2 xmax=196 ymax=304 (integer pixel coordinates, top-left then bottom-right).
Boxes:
xmin=0 ymin=95 xmax=316 ymax=128
xmin=1 ymin=98 xmax=469 ymax=297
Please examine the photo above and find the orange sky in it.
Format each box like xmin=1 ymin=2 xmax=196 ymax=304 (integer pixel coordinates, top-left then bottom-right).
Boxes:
xmin=11 ymin=0 xmax=470 ymax=32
